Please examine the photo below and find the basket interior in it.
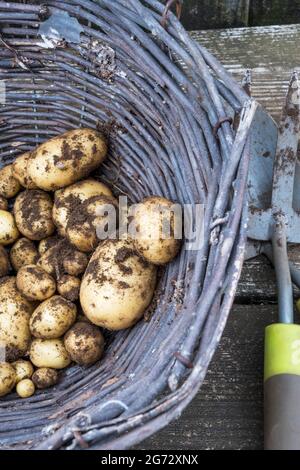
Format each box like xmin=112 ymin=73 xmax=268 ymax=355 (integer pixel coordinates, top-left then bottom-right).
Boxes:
xmin=0 ymin=0 xmax=252 ymax=450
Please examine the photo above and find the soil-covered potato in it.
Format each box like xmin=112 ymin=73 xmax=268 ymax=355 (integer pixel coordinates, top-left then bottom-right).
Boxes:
xmin=14 ymin=190 xmax=55 ymax=241
xmin=32 ymin=367 xmax=58 ymax=389
xmin=62 ymin=249 xmax=89 ymax=276
xmin=27 ymin=129 xmax=108 ymax=191
xmin=12 ymin=360 xmax=34 ymax=383
xmin=53 ymin=179 xmax=113 ymax=236
xmin=0 ymin=277 xmax=34 ymax=361
xmin=0 ymin=164 xmax=21 ymax=198
xmin=64 ymin=322 xmax=104 ymax=366
xmin=16 ymin=265 xmax=56 ymax=301
xmin=132 ymin=196 xmax=181 ymax=265
xmin=10 ymin=238 xmax=39 ymax=271
xmin=80 ymin=239 xmax=157 ymax=330
xmin=0 ymin=246 xmax=9 ymax=277
xmin=38 ymin=235 xmax=61 ymax=255
xmin=16 ymin=378 xmax=35 ymax=398
xmin=0 ymin=196 xmax=8 ymax=211
xmin=30 ymin=295 xmax=77 ymax=339
xmin=29 ymin=338 xmax=71 ymax=369
xmin=0 ymin=210 xmax=19 ymax=245
xmin=66 ymin=195 xmax=118 ymax=252
xmin=0 ymin=363 xmax=16 ymax=397
xmin=12 ymin=152 xmax=37 ymax=189
xmin=37 ymin=240 xmax=88 ymax=278
xmin=57 ymin=275 xmax=80 ymax=301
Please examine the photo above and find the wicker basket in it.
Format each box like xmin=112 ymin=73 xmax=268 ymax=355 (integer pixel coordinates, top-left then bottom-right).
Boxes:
xmin=0 ymin=0 xmax=256 ymax=450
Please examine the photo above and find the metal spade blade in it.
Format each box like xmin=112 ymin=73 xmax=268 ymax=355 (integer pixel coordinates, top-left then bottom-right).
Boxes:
xmin=248 ymin=72 xmax=300 ymax=244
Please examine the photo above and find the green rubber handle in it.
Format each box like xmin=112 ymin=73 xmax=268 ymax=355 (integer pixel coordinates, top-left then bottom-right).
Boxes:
xmin=264 ymin=324 xmax=300 ymax=450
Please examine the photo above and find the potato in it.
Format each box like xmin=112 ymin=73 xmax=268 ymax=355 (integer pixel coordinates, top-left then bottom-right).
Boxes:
xmin=17 ymin=265 xmax=56 ymax=301
xmin=14 ymin=190 xmax=55 ymax=241
xmin=32 ymin=367 xmax=58 ymax=389
xmin=30 ymin=295 xmax=77 ymax=339
xmin=64 ymin=322 xmax=104 ymax=366
xmin=12 ymin=360 xmax=34 ymax=383
xmin=0 ymin=246 xmax=9 ymax=277
xmin=10 ymin=237 xmax=39 ymax=271
xmin=132 ymin=196 xmax=181 ymax=265
xmin=57 ymin=275 xmax=80 ymax=301
xmin=37 ymin=240 xmax=88 ymax=278
xmin=80 ymin=239 xmax=157 ymax=330
xmin=16 ymin=378 xmax=35 ymax=398
xmin=66 ymin=214 xmax=97 ymax=253
xmin=38 ymin=235 xmax=61 ymax=255
xmin=62 ymin=249 xmax=89 ymax=276
xmin=0 ymin=277 xmax=34 ymax=361
xmin=0 ymin=210 xmax=19 ymax=245
xmin=12 ymin=152 xmax=37 ymax=189
xmin=53 ymin=179 xmax=113 ymax=236
xmin=37 ymin=245 xmax=59 ymax=277
xmin=30 ymin=338 xmax=71 ymax=369
xmin=0 ymin=363 xmax=16 ymax=397
xmin=0 ymin=196 xmax=8 ymax=211
xmin=0 ymin=164 xmax=21 ymax=198
xmin=66 ymin=195 xmax=117 ymax=252
xmin=27 ymin=129 xmax=108 ymax=191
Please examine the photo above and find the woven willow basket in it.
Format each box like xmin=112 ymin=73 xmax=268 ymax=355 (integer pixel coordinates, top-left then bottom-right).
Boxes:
xmin=0 ymin=0 xmax=256 ymax=450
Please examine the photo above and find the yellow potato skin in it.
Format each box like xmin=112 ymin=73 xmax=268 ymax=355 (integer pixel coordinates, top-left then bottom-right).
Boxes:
xmin=27 ymin=129 xmax=108 ymax=191
xmin=10 ymin=238 xmax=39 ymax=271
xmin=30 ymin=295 xmax=77 ymax=339
xmin=16 ymin=378 xmax=35 ymax=398
xmin=53 ymin=178 xmax=112 ymax=236
xmin=0 ymin=164 xmax=21 ymax=198
xmin=0 ymin=363 xmax=16 ymax=397
xmin=12 ymin=152 xmax=37 ymax=189
xmin=133 ymin=196 xmax=181 ymax=265
xmin=17 ymin=265 xmax=56 ymax=302
xmin=30 ymin=338 xmax=71 ymax=369
xmin=80 ymin=239 xmax=157 ymax=330
xmin=0 ymin=277 xmax=34 ymax=361
xmin=12 ymin=360 xmax=34 ymax=383
xmin=0 ymin=210 xmax=19 ymax=245
xmin=57 ymin=275 xmax=81 ymax=301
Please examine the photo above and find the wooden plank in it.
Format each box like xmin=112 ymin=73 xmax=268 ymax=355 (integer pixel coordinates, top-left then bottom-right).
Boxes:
xmin=250 ymin=0 xmax=300 ymax=27
xmin=139 ymin=304 xmax=275 ymax=450
xmin=181 ymin=0 xmax=250 ymax=31
xmin=191 ymin=24 xmax=300 ymax=121
xmin=237 ymin=247 xmax=300 ymax=302
xmin=180 ymin=0 xmax=300 ymax=30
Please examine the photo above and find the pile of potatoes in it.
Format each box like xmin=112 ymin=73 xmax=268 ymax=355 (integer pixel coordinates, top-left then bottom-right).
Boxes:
xmin=0 ymin=128 xmax=181 ymax=399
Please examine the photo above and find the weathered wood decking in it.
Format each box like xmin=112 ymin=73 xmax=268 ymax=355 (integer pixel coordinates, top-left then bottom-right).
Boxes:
xmin=181 ymin=1 xmax=300 ymax=30
xmin=139 ymin=24 xmax=300 ymax=450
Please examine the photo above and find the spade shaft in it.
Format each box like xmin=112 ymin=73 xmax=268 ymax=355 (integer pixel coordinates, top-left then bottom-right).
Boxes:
xmin=247 ymin=72 xmax=300 ymax=450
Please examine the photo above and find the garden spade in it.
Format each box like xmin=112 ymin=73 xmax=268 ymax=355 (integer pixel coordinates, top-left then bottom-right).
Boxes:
xmin=247 ymin=72 xmax=300 ymax=450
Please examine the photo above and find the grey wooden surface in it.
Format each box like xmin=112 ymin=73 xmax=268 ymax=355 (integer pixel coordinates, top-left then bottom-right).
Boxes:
xmin=140 ymin=24 xmax=300 ymax=450
xmin=181 ymin=0 xmax=250 ymax=31
xmin=181 ymin=0 xmax=300 ymax=30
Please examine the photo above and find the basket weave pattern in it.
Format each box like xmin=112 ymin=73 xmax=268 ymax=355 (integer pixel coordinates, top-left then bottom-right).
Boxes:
xmin=0 ymin=0 xmax=255 ymax=450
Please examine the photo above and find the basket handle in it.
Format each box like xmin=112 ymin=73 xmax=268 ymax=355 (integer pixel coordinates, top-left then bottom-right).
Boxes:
xmin=161 ymin=0 xmax=183 ymax=27
xmin=265 ymin=324 xmax=300 ymax=450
